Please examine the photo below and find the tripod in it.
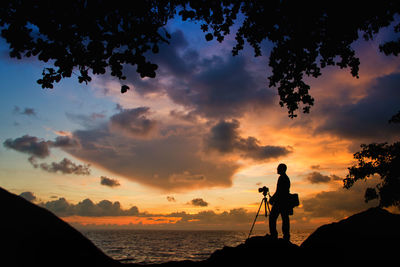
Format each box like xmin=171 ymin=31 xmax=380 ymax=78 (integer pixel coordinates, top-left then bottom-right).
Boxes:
xmin=247 ymin=192 xmax=271 ymax=239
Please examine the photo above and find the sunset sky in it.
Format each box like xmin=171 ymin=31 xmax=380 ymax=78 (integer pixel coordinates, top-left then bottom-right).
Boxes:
xmin=1 ymin=16 xmax=399 ymax=231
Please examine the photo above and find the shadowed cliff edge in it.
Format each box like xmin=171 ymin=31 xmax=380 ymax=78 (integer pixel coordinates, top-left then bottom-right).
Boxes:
xmin=1 ymin=187 xmax=399 ymax=267
xmin=0 ymin=187 xmax=120 ymax=267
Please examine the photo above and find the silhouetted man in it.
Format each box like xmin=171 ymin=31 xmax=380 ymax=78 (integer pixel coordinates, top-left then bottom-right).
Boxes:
xmin=269 ymin=163 xmax=291 ymax=241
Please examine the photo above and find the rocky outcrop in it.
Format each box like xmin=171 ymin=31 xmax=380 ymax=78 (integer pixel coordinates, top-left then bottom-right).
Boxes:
xmin=204 ymin=235 xmax=301 ymax=266
xmin=147 ymin=235 xmax=300 ymax=267
xmin=0 ymin=187 xmax=119 ymax=267
xmin=301 ymin=207 xmax=400 ymax=265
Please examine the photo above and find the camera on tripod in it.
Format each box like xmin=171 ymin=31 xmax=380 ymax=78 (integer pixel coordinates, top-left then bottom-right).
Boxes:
xmin=258 ymin=186 xmax=269 ymax=196
xmin=248 ymin=185 xmax=271 ymax=239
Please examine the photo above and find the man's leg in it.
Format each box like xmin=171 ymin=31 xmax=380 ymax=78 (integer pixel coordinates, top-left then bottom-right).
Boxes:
xmin=269 ymin=205 xmax=279 ymax=238
xmin=281 ymin=210 xmax=290 ymax=241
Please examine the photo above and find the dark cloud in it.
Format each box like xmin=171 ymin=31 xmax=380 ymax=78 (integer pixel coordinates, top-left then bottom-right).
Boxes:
xmin=315 ymin=72 xmax=400 ymax=142
xmin=166 ymin=56 xmax=275 ymax=119
xmin=51 ymin=112 xmax=291 ymax=190
xmin=3 ymin=135 xmax=51 ymax=158
xmin=28 ymin=156 xmax=38 ymax=167
xmin=189 ymin=198 xmax=209 ymax=207
xmin=205 ymin=120 xmax=292 ymax=161
xmin=124 ymin=30 xmax=275 ymax=119
xmin=310 ymin=165 xmax=320 ymax=170
xmin=3 ymin=135 xmax=79 ymax=159
xmin=305 ymin=172 xmax=343 ymax=184
xmin=109 ymin=107 xmax=157 ymax=137
xmin=53 ymin=136 xmax=80 ymax=148
xmin=100 ymin=176 xmax=121 ymax=187
xmin=70 ymin=207 xmax=258 ymax=230
xmin=19 ymin=191 xmax=36 ymax=202
xmin=115 ymin=103 xmax=124 ymax=111
xmin=306 ymin=172 xmax=331 ymax=184
xmin=165 ymin=207 xmax=254 ymax=227
xmin=166 ymin=196 xmax=176 ymax=202
xmin=4 ymin=135 xmax=83 ymax=175
xmin=330 ymin=174 xmax=342 ymax=181
xmin=65 ymin=112 xmax=106 ymax=128
xmin=169 ymin=110 xmax=199 ymax=123
xmin=302 ymin=177 xmax=379 ymax=219
xmin=13 ymin=106 xmax=36 ymax=116
xmin=123 ymin=30 xmax=195 ymax=95
xmin=40 ymin=197 xmax=139 ymax=217
xmin=42 ymin=197 xmax=71 ymax=215
xmin=169 ymin=172 xmax=206 ymax=183
xmin=34 ymin=158 xmax=91 ymax=175
xmin=62 ymin=121 xmax=239 ymax=191
xmin=149 ymin=30 xmax=195 ymax=78
xmin=66 ymin=205 xmax=260 ymax=230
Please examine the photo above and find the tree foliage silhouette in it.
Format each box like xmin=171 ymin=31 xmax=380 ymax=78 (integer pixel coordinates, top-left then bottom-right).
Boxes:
xmin=344 ymin=104 xmax=400 ymax=209
xmin=1 ymin=1 xmax=400 ymax=117
xmin=344 ymin=141 xmax=400 ymax=209
xmin=0 ymin=1 xmax=178 ymax=90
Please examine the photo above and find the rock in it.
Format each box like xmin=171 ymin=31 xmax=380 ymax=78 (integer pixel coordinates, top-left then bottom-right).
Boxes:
xmin=203 ymin=235 xmax=301 ymax=266
xmin=301 ymin=207 xmax=400 ymax=265
xmin=0 ymin=187 xmax=119 ymax=267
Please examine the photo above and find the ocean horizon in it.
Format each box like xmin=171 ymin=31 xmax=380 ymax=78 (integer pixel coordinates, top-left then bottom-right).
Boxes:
xmin=80 ymin=229 xmax=313 ymax=264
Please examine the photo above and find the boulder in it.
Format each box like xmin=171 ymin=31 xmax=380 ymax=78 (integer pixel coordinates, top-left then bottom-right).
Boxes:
xmin=0 ymin=187 xmax=119 ymax=267
xmin=301 ymin=207 xmax=400 ymax=265
xmin=203 ymin=235 xmax=301 ymax=266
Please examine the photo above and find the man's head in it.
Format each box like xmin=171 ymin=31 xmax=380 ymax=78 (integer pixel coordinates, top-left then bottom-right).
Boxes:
xmin=277 ymin=163 xmax=287 ymax=175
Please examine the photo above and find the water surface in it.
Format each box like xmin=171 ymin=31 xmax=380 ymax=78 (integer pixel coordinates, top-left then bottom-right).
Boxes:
xmin=81 ymin=229 xmax=312 ymax=264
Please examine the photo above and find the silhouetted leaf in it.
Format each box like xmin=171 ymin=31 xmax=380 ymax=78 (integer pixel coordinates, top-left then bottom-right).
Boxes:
xmin=121 ymin=85 xmax=130 ymax=94
xmin=205 ymin=33 xmax=213 ymax=41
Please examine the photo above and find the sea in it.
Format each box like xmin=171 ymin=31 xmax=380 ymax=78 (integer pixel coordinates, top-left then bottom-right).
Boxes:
xmin=80 ymin=229 xmax=312 ymax=264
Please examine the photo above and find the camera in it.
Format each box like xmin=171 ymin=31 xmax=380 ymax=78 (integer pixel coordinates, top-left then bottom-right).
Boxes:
xmin=258 ymin=186 xmax=269 ymax=196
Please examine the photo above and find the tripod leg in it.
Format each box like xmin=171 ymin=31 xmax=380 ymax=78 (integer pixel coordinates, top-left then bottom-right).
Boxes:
xmin=247 ymin=198 xmax=264 ymax=239
xmin=266 ymin=198 xmax=271 ymax=214
xmin=264 ymin=197 xmax=268 ymax=217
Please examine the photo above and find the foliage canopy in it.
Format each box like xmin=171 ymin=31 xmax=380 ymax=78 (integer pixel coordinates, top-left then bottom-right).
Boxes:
xmin=1 ymin=0 xmax=400 ymax=117
xmin=345 ymin=142 xmax=400 ymax=209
